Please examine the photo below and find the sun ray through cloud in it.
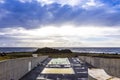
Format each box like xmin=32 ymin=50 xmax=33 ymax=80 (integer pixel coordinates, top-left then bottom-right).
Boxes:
xmin=0 ymin=0 xmax=120 ymax=47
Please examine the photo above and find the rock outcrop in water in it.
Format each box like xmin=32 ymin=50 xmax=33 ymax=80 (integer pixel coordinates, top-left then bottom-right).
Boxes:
xmin=34 ymin=47 xmax=72 ymax=53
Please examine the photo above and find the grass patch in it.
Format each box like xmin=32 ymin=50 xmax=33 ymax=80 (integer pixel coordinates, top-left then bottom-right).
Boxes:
xmin=0 ymin=52 xmax=120 ymax=61
xmin=38 ymin=53 xmax=77 ymax=58
xmin=0 ymin=52 xmax=32 ymax=61
xmin=76 ymin=53 xmax=120 ymax=59
xmin=38 ymin=52 xmax=120 ymax=59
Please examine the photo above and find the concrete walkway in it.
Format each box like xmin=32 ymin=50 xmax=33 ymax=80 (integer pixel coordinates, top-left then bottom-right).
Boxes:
xmin=19 ymin=65 xmax=44 ymax=80
xmin=20 ymin=58 xmax=88 ymax=80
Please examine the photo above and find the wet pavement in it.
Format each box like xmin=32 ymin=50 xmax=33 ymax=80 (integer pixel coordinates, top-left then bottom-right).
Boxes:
xmin=20 ymin=58 xmax=88 ymax=80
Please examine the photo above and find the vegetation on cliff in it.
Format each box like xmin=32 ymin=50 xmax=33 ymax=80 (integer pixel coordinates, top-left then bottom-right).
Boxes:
xmin=34 ymin=47 xmax=72 ymax=54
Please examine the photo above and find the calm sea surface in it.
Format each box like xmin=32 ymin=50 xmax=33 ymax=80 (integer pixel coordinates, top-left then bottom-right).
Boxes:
xmin=0 ymin=47 xmax=120 ymax=54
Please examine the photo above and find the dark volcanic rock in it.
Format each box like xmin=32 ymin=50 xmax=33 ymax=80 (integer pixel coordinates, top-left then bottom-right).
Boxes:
xmin=60 ymin=49 xmax=72 ymax=53
xmin=0 ymin=52 xmax=7 ymax=56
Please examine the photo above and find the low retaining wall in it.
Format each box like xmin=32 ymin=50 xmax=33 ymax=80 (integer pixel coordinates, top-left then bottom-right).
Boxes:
xmin=0 ymin=56 xmax=48 ymax=80
xmin=79 ymin=56 xmax=120 ymax=78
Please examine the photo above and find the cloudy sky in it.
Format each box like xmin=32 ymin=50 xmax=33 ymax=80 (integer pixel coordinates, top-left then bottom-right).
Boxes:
xmin=0 ymin=0 xmax=120 ymax=47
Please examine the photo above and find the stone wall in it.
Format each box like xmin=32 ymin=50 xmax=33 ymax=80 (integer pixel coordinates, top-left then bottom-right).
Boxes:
xmin=0 ymin=56 xmax=48 ymax=80
xmin=79 ymin=56 xmax=120 ymax=78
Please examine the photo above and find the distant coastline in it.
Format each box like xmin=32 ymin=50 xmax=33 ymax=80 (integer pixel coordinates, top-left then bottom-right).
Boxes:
xmin=0 ymin=47 xmax=120 ymax=54
xmin=0 ymin=47 xmax=120 ymax=61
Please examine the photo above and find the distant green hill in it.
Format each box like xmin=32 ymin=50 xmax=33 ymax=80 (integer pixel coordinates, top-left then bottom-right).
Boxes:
xmin=34 ymin=47 xmax=72 ymax=54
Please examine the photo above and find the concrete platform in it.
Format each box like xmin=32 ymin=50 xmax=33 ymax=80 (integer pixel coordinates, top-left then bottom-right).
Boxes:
xmin=20 ymin=58 xmax=88 ymax=80
xmin=41 ymin=68 xmax=74 ymax=74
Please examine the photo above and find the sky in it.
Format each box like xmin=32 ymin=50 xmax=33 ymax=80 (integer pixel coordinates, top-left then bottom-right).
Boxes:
xmin=0 ymin=0 xmax=120 ymax=47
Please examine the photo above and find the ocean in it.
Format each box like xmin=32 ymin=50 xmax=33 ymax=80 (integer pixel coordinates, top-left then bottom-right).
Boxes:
xmin=0 ymin=47 xmax=37 ymax=53
xmin=0 ymin=47 xmax=120 ymax=54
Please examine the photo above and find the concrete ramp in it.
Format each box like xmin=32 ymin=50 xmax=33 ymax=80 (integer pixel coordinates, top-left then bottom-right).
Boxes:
xmin=88 ymin=68 xmax=120 ymax=80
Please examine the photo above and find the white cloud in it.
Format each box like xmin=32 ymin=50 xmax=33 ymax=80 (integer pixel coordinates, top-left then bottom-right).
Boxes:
xmin=37 ymin=0 xmax=82 ymax=7
xmin=0 ymin=24 xmax=120 ymax=47
xmin=36 ymin=0 xmax=104 ymax=10
xmin=86 ymin=0 xmax=96 ymax=6
xmin=81 ymin=40 xmax=120 ymax=47
xmin=0 ymin=0 xmax=5 ymax=4
xmin=18 ymin=0 xmax=104 ymax=8
xmin=18 ymin=0 xmax=33 ymax=3
xmin=82 ymin=0 xmax=104 ymax=9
